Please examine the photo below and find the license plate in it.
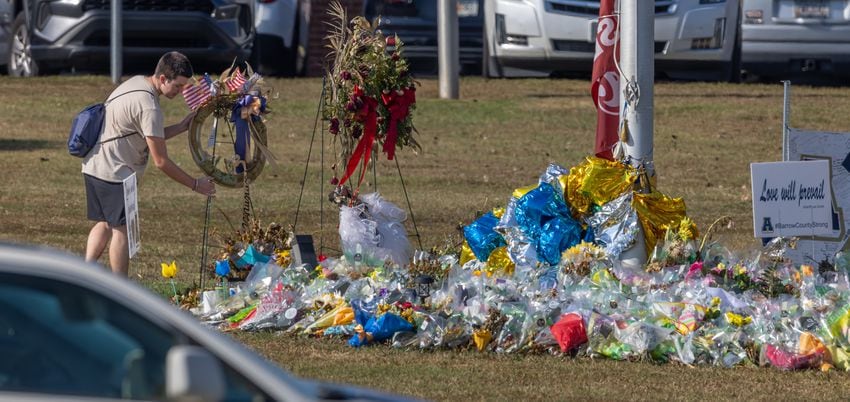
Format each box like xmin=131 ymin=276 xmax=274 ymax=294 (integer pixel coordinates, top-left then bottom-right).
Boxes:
xmin=458 ymin=0 xmax=479 ymax=17
xmin=794 ymin=0 xmax=829 ymax=18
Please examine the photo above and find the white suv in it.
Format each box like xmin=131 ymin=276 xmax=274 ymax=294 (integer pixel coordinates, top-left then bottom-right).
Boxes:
xmin=741 ymin=0 xmax=850 ymax=81
xmin=252 ymin=0 xmax=310 ymax=76
xmin=483 ymin=0 xmax=742 ymax=81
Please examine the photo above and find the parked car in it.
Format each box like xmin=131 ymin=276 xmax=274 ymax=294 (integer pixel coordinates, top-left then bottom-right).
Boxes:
xmin=363 ymin=0 xmax=484 ymax=76
xmin=741 ymin=0 xmax=850 ymax=81
xmin=483 ymin=0 xmax=743 ymax=81
xmin=0 ymin=242 xmax=413 ymax=401
xmin=252 ymin=0 xmax=310 ymax=76
xmin=2 ymin=0 xmax=255 ymax=76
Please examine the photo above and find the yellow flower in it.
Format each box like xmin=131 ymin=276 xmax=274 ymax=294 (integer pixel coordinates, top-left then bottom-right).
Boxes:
xmin=735 ymin=264 xmax=747 ymax=276
xmin=275 ymin=249 xmax=291 ymax=267
xmin=725 ymin=312 xmax=752 ymax=327
xmin=161 ymin=261 xmax=177 ymax=279
xmin=678 ymin=217 xmax=697 ymax=241
xmin=801 ymin=264 xmax=814 ymax=277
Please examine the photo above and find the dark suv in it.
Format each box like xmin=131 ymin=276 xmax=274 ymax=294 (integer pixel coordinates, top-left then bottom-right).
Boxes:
xmin=363 ymin=0 xmax=483 ymax=75
xmin=2 ymin=0 xmax=254 ymax=76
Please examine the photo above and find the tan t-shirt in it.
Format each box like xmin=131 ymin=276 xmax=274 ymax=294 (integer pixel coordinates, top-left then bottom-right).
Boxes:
xmin=82 ymin=75 xmax=164 ymax=183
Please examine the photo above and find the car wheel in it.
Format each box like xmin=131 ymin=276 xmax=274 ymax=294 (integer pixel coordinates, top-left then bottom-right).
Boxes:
xmin=7 ymin=13 xmax=39 ymax=77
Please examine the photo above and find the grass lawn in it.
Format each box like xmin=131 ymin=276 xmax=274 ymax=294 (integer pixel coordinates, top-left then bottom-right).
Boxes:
xmin=1 ymin=76 xmax=849 ymax=400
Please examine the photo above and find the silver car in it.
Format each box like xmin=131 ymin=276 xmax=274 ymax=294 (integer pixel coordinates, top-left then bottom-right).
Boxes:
xmin=0 ymin=242 xmax=413 ymax=401
xmin=741 ymin=0 xmax=850 ymax=80
xmin=483 ymin=0 xmax=743 ymax=81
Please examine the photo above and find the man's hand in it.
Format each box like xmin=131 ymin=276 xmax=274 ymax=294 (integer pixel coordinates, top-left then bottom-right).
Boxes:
xmin=193 ymin=176 xmax=216 ymax=197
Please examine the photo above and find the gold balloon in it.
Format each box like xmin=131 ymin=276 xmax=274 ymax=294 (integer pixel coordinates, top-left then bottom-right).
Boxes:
xmin=486 ymin=246 xmax=515 ymax=276
xmin=632 ymin=191 xmax=689 ymax=253
xmin=564 ymin=157 xmax=637 ymax=218
xmin=460 ymin=241 xmax=476 ymax=266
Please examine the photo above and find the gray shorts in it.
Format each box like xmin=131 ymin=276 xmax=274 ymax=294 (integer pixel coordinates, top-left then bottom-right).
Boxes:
xmin=84 ymin=174 xmax=126 ymax=227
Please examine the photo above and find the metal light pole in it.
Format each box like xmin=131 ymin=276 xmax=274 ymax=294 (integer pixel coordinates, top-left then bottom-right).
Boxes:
xmin=110 ymin=0 xmax=122 ymax=84
xmin=619 ymin=0 xmax=654 ymax=173
xmin=617 ymin=1 xmax=655 ymax=268
xmin=438 ymin=0 xmax=459 ymax=99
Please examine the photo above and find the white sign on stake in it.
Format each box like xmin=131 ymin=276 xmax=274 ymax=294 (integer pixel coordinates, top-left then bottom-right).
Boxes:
xmin=785 ymin=128 xmax=850 ymax=265
xmin=751 ymin=160 xmax=832 ymax=238
xmin=123 ymin=172 xmax=141 ymax=258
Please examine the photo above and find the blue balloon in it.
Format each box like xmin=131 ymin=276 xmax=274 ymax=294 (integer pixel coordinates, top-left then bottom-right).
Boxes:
xmin=537 ymin=217 xmax=582 ymax=265
xmin=463 ymin=212 xmax=506 ymax=261
xmin=514 ymin=183 xmax=581 ymax=265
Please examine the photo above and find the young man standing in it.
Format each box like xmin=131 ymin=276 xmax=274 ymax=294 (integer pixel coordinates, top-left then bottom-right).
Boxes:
xmin=82 ymin=51 xmax=216 ymax=276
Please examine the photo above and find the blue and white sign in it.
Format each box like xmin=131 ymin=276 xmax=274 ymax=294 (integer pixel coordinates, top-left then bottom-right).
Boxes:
xmin=751 ymin=160 xmax=832 ymax=238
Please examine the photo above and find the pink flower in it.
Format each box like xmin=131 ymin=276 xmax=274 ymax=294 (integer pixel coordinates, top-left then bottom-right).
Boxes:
xmin=685 ymin=261 xmax=703 ymax=281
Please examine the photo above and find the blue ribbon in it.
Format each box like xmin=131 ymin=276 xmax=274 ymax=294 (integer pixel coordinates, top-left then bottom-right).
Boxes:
xmin=230 ymin=95 xmax=267 ymax=173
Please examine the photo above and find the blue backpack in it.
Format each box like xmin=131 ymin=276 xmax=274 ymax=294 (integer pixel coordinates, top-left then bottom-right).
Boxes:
xmin=67 ymin=89 xmax=154 ymax=158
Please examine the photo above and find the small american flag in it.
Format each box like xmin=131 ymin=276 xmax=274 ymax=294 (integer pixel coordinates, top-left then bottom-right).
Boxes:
xmin=182 ymin=74 xmax=213 ymax=111
xmin=226 ymin=69 xmax=246 ymax=93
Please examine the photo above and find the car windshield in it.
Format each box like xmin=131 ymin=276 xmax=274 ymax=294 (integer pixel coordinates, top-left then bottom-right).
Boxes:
xmin=366 ymin=0 xmax=436 ymax=19
xmin=0 ymin=273 xmax=176 ymax=399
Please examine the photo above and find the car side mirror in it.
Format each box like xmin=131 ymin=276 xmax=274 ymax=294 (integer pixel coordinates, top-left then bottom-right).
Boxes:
xmin=165 ymin=345 xmax=226 ymax=402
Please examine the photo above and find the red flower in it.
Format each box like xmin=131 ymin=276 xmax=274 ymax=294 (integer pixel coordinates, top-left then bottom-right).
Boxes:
xmin=386 ymin=36 xmax=396 ymax=47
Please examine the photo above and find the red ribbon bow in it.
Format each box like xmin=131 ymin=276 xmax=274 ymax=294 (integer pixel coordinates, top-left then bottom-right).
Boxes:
xmin=339 ymin=86 xmax=379 ymax=190
xmin=380 ymin=87 xmax=416 ymax=160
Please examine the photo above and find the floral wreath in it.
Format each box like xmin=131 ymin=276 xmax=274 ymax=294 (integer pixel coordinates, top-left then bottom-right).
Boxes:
xmin=323 ymin=1 xmax=420 ymax=195
xmin=186 ymin=63 xmax=275 ymax=188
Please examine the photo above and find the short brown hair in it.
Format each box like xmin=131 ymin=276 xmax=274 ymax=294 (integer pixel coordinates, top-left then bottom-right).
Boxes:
xmin=154 ymin=51 xmax=194 ymax=80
